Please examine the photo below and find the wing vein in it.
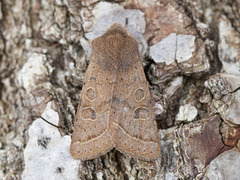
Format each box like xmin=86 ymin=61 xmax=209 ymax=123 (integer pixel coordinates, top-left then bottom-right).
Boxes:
xmin=73 ymin=129 xmax=107 ymax=144
xmin=112 ymin=122 xmax=158 ymax=145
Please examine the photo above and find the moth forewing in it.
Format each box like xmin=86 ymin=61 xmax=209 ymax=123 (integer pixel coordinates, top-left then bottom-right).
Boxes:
xmin=70 ymin=23 xmax=160 ymax=161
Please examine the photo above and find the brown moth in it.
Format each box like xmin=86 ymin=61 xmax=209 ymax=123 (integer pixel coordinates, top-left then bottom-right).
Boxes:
xmin=70 ymin=23 xmax=160 ymax=160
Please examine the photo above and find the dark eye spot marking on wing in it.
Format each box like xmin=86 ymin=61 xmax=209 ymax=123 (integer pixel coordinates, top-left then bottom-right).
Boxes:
xmin=81 ymin=107 xmax=97 ymax=120
xmin=86 ymin=87 xmax=95 ymax=101
xmin=133 ymin=107 xmax=150 ymax=120
xmin=134 ymin=88 xmax=145 ymax=102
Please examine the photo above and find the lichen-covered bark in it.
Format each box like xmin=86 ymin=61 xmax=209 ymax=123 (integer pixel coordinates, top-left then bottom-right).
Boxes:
xmin=0 ymin=0 xmax=239 ymax=179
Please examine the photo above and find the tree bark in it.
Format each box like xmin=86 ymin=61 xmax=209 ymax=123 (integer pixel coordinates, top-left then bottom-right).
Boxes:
xmin=0 ymin=0 xmax=240 ymax=179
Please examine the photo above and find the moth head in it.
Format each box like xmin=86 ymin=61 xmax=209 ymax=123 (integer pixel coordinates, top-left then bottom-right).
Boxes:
xmin=91 ymin=23 xmax=139 ymax=71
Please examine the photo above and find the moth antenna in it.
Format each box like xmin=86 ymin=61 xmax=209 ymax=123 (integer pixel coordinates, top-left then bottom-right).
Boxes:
xmin=32 ymin=115 xmax=64 ymax=129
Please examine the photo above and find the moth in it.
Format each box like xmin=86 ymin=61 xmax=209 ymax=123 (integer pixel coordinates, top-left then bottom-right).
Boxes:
xmin=70 ymin=23 xmax=160 ymax=160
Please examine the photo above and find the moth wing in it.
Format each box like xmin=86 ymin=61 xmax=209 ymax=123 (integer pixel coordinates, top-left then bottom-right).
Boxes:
xmin=110 ymin=61 xmax=160 ymax=160
xmin=70 ymin=60 xmax=115 ymax=160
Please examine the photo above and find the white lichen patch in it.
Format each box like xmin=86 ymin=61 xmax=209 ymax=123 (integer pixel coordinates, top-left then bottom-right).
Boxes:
xmin=218 ymin=15 xmax=240 ymax=76
xmin=149 ymin=33 xmax=177 ymax=65
xmin=21 ymin=102 xmax=80 ymax=180
xmin=176 ymin=35 xmax=196 ymax=63
xmin=96 ymin=172 xmax=103 ymax=180
xmin=164 ymin=76 xmax=183 ymax=98
xmin=150 ymin=33 xmax=196 ymax=65
xmin=80 ymin=38 xmax=92 ymax=59
xmin=83 ymin=2 xmax=147 ymax=56
xmin=205 ymin=74 xmax=240 ymax=125
xmin=154 ymin=102 xmax=165 ymax=116
xmin=219 ymin=90 xmax=240 ymax=125
xmin=86 ymin=2 xmax=146 ymax=40
xmin=203 ymin=148 xmax=240 ymax=180
xmin=176 ymin=104 xmax=198 ymax=122
xmin=17 ymin=52 xmax=53 ymax=93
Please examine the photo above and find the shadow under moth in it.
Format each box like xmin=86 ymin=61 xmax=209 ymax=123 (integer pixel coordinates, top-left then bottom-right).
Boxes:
xmin=70 ymin=23 xmax=160 ymax=161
